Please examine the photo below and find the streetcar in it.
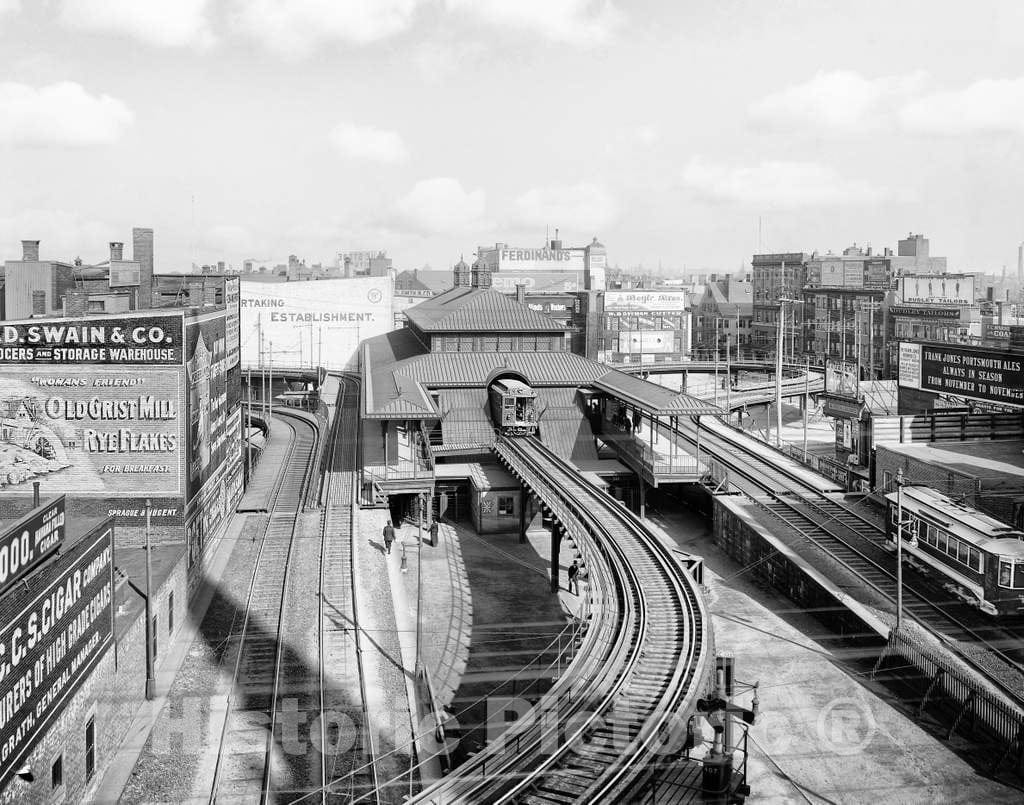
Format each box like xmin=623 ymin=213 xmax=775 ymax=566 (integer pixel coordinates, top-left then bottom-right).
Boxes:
xmin=488 ymin=378 xmax=538 ymax=437
xmin=884 ymin=485 xmax=1024 ymax=616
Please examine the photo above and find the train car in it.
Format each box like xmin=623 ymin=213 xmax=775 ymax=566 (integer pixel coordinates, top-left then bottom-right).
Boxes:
xmin=884 ymin=485 xmax=1024 ymax=616
xmin=488 ymin=378 xmax=538 ymax=437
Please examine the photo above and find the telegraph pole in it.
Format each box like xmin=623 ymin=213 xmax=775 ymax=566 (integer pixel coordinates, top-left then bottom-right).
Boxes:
xmin=144 ymin=500 xmax=155 ymax=700
xmin=895 ymin=468 xmax=905 ymax=631
xmin=774 ymin=299 xmax=788 ymax=447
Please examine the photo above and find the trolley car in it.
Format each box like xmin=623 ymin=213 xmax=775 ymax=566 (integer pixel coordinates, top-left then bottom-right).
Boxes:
xmin=884 ymin=485 xmax=1024 ymax=616
xmin=488 ymin=378 xmax=538 ymax=437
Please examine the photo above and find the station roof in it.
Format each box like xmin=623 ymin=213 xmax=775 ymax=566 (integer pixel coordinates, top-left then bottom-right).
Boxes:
xmin=404 ymin=287 xmax=563 ymax=333
xmin=593 ymin=370 xmax=725 ymax=416
xmin=362 ymin=328 xmax=724 ymax=420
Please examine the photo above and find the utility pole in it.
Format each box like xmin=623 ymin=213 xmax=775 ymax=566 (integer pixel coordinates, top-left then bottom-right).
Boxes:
xmin=416 ymin=492 xmax=424 ymax=676
xmin=714 ymin=317 xmax=720 ymax=407
xmin=268 ymin=341 xmax=274 ymax=421
xmin=803 ymin=355 xmax=810 ymax=460
xmin=774 ymin=299 xmax=788 ymax=447
xmin=725 ymin=319 xmax=732 ymax=417
xmin=144 ymin=499 xmax=155 ymax=700
xmin=895 ymin=468 xmax=905 ymax=632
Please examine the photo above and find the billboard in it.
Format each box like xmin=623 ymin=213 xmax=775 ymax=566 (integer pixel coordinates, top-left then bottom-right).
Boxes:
xmin=899 ymin=274 xmax=975 ymax=306
xmin=240 ymin=277 xmax=394 ymax=371
xmin=494 ymin=246 xmax=586 ymax=273
xmin=617 ymin=331 xmax=675 ymax=354
xmin=224 ymin=277 xmax=240 ymax=369
xmin=604 ymin=291 xmax=688 ymax=312
xmin=898 ymin=341 xmax=1024 ymax=407
xmin=489 ymin=271 xmax=585 ymax=293
xmin=0 ymin=526 xmax=113 ymax=784
xmin=0 ymin=367 xmax=185 ymax=497
xmin=825 ymin=360 xmax=859 ymax=396
xmin=0 ymin=314 xmax=183 ymax=365
xmin=0 ymin=496 xmax=65 ymax=595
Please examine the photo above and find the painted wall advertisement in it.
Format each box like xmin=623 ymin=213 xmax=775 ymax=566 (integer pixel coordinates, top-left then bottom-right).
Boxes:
xmin=617 ymin=331 xmax=675 ymax=354
xmin=899 ymin=274 xmax=975 ymax=306
xmin=604 ymin=291 xmax=688 ymax=312
xmin=0 ymin=315 xmax=183 ymax=365
xmin=224 ymin=276 xmax=240 ymax=369
xmin=488 ymin=246 xmax=586 ymax=273
xmin=898 ymin=341 xmax=1024 ymax=406
xmin=489 ymin=271 xmax=586 ymax=293
xmin=240 ymin=277 xmax=394 ymax=371
xmin=0 ymin=527 xmax=113 ymax=784
xmin=825 ymin=360 xmax=859 ymax=397
xmin=0 ymin=496 xmax=65 ymax=594
xmin=0 ymin=366 xmax=185 ymax=497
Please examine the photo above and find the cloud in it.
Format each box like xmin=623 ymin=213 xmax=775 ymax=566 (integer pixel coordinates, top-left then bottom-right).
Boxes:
xmin=0 ymin=81 xmax=133 ymax=147
xmin=330 ymin=122 xmax=409 ymax=163
xmin=0 ymin=209 xmax=115 ymax=260
xmin=392 ymin=177 xmax=486 ymax=235
xmin=0 ymin=0 xmax=20 ymax=17
xmin=511 ymin=182 xmax=618 ymax=232
xmin=681 ymin=157 xmax=888 ymax=209
xmin=750 ymin=70 xmax=927 ymax=131
xmin=232 ymin=0 xmax=424 ymax=54
xmin=900 ymin=77 xmax=1024 ymax=135
xmin=410 ymin=40 xmax=487 ymax=84
xmin=58 ymin=0 xmax=215 ymax=48
xmin=444 ymin=0 xmax=622 ymax=46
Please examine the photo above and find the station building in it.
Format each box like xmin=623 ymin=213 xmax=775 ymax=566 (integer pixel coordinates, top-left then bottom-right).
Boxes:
xmin=359 ymin=265 xmax=721 ymax=526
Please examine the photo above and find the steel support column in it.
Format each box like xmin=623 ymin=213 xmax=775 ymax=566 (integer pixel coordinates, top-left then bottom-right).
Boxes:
xmin=550 ymin=525 xmax=561 ymax=594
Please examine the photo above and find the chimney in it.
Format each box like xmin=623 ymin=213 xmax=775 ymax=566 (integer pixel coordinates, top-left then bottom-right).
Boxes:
xmin=66 ymin=289 xmax=89 ymax=317
xmin=132 ymin=227 xmax=154 ymax=310
xmin=21 ymin=240 xmax=40 ymax=261
xmin=515 ymin=283 xmax=526 ymax=304
xmin=109 ymin=242 xmax=124 ymax=262
xmin=31 ymin=290 xmax=46 ymax=316
xmin=344 ymin=257 xmax=354 ymax=278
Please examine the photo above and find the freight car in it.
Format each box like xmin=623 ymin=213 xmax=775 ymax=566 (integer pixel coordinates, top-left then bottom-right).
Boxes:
xmin=884 ymin=485 xmax=1024 ymax=616
xmin=488 ymin=378 xmax=538 ymax=437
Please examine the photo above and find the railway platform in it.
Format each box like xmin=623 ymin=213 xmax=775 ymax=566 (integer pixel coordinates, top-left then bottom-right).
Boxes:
xmin=645 ymin=504 xmax=1021 ymax=804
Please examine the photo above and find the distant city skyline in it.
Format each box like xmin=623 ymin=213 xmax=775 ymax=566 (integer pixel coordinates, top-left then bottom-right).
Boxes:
xmin=3 ymin=3 xmax=1024 ymax=274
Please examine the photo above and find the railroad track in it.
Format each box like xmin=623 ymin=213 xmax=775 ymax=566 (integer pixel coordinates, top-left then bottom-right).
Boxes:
xmin=672 ymin=415 xmax=1024 ymax=700
xmin=208 ymin=409 xmax=322 ymax=803
xmin=320 ymin=374 xmax=381 ymax=802
xmin=411 ymin=435 xmax=713 ymax=803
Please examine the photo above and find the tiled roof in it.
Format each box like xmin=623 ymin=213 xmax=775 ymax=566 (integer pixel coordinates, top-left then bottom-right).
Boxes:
xmin=593 ymin=369 xmax=725 ymax=416
xmin=399 ymin=351 xmax=607 ymax=387
xmin=404 ymin=287 xmax=562 ymax=333
xmin=438 ymin=389 xmax=495 ymax=448
xmin=536 ymin=387 xmax=598 ymax=463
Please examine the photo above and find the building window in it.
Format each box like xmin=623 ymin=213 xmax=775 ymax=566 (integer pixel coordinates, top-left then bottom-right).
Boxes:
xmin=168 ymin=591 xmax=174 ymax=635
xmin=51 ymin=755 xmax=63 ymax=790
xmin=497 ymin=496 xmax=514 ymax=516
xmin=883 ymin=470 xmax=892 ymax=492
xmin=85 ymin=716 xmax=96 ymax=780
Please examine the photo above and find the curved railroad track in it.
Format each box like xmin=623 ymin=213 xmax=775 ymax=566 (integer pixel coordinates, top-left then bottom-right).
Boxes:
xmin=410 ymin=435 xmax=713 ymax=803
xmin=208 ymin=409 xmax=322 ymax=803
xmin=672 ymin=415 xmax=1024 ymax=701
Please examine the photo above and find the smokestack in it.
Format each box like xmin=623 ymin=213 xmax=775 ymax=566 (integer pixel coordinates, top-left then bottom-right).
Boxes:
xmin=21 ymin=240 xmax=40 ymax=261
xmin=132 ymin=227 xmax=154 ymax=310
xmin=109 ymin=242 xmax=124 ymax=262
xmin=515 ymin=283 xmax=526 ymax=304
xmin=31 ymin=290 xmax=46 ymax=316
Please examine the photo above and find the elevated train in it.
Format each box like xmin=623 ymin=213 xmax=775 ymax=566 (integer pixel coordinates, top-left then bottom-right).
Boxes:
xmin=885 ymin=485 xmax=1024 ymax=616
xmin=488 ymin=378 xmax=538 ymax=437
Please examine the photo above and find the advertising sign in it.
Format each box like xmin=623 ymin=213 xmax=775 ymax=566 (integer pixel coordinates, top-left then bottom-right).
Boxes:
xmin=0 ymin=367 xmax=185 ymax=497
xmin=240 ymin=277 xmax=394 ymax=371
xmin=604 ymin=291 xmax=688 ymax=312
xmin=617 ymin=331 xmax=675 ymax=354
xmin=489 ymin=272 xmax=585 ymax=293
xmin=901 ymin=342 xmax=1024 ymax=406
xmin=495 ymin=246 xmax=586 ymax=273
xmin=898 ymin=342 xmax=922 ymax=389
xmin=0 ymin=527 xmax=113 ymax=784
xmin=890 ymin=305 xmax=960 ymax=319
xmin=224 ymin=277 xmax=240 ymax=369
xmin=825 ymin=360 xmax=859 ymax=396
xmin=899 ymin=274 xmax=975 ymax=306
xmin=0 ymin=314 xmax=183 ymax=365
xmin=0 ymin=496 xmax=65 ymax=595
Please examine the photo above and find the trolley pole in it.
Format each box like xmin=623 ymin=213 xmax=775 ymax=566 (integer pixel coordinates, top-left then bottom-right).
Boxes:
xmin=895 ymin=468 xmax=905 ymax=632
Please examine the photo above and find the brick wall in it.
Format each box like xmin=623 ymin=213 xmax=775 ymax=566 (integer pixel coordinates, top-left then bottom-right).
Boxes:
xmin=873 ymin=445 xmax=979 ymax=503
xmin=0 ymin=540 xmax=189 ymax=803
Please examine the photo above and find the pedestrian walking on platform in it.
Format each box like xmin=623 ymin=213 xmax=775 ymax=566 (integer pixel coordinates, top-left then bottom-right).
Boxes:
xmin=383 ymin=520 xmax=396 ymax=555
xmin=568 ymin=559 xmax=580 ymax=595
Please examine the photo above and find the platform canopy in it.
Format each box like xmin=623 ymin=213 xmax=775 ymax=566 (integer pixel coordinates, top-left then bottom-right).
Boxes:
xmin=593 ymin=369 xmax=725 ymax=417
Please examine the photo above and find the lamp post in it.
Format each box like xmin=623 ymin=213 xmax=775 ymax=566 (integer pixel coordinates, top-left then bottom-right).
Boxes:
xmin=416 ymin=492 xmax=424 ymax=676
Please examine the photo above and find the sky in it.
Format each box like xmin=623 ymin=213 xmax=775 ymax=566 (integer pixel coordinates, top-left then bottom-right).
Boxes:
xmin=2 ymin=1 xmax=1024 ymax=275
